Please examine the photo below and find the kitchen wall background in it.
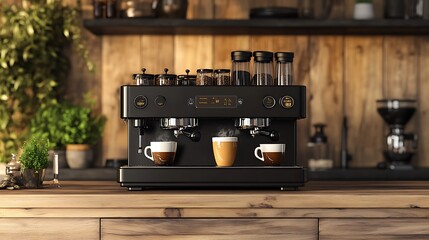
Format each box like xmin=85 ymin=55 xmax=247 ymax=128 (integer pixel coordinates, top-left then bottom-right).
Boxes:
xmin=65 ymin=0 xmax=429 ymax=168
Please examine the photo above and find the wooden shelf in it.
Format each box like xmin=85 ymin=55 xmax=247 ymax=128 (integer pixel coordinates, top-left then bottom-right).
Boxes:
xmin=84 ymin=18 xmax=429 ymax=35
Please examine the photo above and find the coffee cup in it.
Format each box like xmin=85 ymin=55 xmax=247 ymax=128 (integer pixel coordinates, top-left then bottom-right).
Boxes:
xmin=212 ymin=137 xmax=238 ymax=167
xmin=254 ymin=144 xmax=285 ymax=166
xmin=144 ymin=141 xmax=177 ymax=166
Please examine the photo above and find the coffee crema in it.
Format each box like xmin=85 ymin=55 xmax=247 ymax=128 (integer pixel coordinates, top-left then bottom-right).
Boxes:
xmin=152 ymin=152 xmax=176 ymax=166
xmin=262 ymin=152 xmax=284 ymax=166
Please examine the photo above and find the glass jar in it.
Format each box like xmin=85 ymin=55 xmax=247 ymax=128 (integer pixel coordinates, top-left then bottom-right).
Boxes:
xmin=252 ymin=51 xmax=274 ymax=86
xmin=231 ymin=51 xmax=252 ymax=86
xmin=133 ymin=68 xmax=155 ymax=85
xmin=156 ymin=68 xmax=176 ymax=86
xmin=6 ymin=153 xmax=21 ymax=179
xmin=177 ymin=69 xmax=196 ymax=86
xmin=214 ymin=69 xmax=231 ymax=86
xmin=275 ymin=52 xmax=294 ymax=85
xmin=196 ymin=69 xmax=214 ymax=85
xmin=307 ymin=124 xmax=333 ymax=171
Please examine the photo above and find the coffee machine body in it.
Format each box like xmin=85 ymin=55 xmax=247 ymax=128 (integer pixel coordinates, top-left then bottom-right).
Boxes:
xmin=119 ymin=85 xmax=307 ymax=190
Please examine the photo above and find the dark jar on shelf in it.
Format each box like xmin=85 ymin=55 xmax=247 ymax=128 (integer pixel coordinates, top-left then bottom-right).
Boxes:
xmin=231 ymin=51 xmax=252 ymax=86
xmin=93 ymin=0 xmax=106 ymax=18
xmin=252 ymin=51 xmax=274 ymax=86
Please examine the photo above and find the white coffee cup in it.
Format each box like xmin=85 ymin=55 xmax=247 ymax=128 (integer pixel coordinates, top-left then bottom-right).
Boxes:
xmin=254 ymin=144 xmax=285 ymax=166
xmin=144 ymin=141 xmax=177 ymax=166
xmin=212 ymin=137 xmax=238 ymax=167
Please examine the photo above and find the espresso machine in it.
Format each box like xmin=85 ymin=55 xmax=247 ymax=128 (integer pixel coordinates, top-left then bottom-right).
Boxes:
xmin=377 ymin=99 xmax=418 ymax=170
xmin=118 ymin=60 xmax=306 ymax=190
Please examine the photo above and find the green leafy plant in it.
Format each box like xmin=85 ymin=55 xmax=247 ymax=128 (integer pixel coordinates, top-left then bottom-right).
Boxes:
xmin=61 ymin=96 xmax=106 ymax=145
xmin=20 ymin=135 xmax=49 ymax=170
xmin=30 ymin=101 xmax=65 ymax=150
xmin=0 ymin=0 xmax=93 ymax=162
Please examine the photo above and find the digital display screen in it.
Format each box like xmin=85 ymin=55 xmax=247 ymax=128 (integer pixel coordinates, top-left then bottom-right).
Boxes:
xmin=195 ymin=95 xmax=238 ymax=108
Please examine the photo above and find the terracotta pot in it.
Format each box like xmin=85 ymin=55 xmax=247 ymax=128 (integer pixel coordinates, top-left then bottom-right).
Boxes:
xmin=22 ymin=169 xmax=45 ymax=189
xmin=66 ymin=144 xmax=93 ymax=169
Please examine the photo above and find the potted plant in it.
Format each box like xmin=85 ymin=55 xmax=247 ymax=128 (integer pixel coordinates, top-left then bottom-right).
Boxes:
xmin=20 ymin=135 xmax=49 ymax=188
xmin=61 ymin=97 xmax=106 ymax=169
xmin=30 ymin=101 xmax=68 ymax=168
xmin=0 ymin=0 xmax=93 ymax=164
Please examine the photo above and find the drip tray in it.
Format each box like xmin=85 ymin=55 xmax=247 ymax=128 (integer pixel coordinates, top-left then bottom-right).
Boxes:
xmin=118 ymin=166 xmax=307 ymax=190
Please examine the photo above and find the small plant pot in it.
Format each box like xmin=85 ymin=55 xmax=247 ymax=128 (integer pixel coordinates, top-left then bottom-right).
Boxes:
xmin=66 ymin=144 xmax=93 ymax=169
xmin=22 ymin=169 xmax=45 ymax=189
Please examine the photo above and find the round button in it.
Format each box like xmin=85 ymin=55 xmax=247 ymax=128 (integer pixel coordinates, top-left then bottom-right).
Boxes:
xmin=154 ymin=96 xmax=166 ymax=107
xmin=134 ymin=95 xmax=147 ymax=109
xmin=280 ymin=96 xmax=294 ymax=109
xmin=262 ymin=96 xmax=276 ymax=109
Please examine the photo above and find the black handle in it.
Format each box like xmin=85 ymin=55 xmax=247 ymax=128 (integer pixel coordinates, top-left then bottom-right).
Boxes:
xmin=182 ymin=130 xmax=201 ymax=142
xmin=258 ymin=130 xmax=280 ymax=141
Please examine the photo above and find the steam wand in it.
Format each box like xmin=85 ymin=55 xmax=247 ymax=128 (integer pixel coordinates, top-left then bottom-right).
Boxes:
xmin=250 ymin=127 xmax=280 ymax=141
xmin=134 ymin=119 xmax=146 ymax=154
xmin=174 ymin=127 xmax=201 ymax=142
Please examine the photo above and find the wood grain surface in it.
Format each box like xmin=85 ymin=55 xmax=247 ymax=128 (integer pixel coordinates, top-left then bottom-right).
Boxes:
xmin=0 ymin=218 xmax=99 ymax=240
xmin=320 ymin=218 xmax=429 ymax=240
xmin=419 ymin=37 xmax=429 ymax=167
xmin=102 ymin=219 xmax=317 ymax=240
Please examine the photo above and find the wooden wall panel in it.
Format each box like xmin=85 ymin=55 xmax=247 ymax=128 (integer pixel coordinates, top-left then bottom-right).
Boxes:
xmin=309 ymin=36 xmax=344 ymax=167
xmin=140 ymin=35 xmax=174 ymax=73
xmin=187 ymin=0 xmax=214 ymax=19
xmin=174 ymin=35 xmax=214 ymax=74
xmin=345 ymin=37 xmax=383 ymax=167
xmin=419 ymin=37 xmax=429 ymax=167
xmin=102 ymin=36 xmax=141 ymax=163
xmin=214 ymin=0 xmax=249 ymax=19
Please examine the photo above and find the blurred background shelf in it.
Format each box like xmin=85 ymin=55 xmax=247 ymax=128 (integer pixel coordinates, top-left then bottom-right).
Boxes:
xmin=83 ymin=19 xmax=429 ymax=35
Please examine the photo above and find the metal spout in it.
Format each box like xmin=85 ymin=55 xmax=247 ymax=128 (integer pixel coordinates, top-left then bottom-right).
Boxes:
xmin=250 ymin=127 xmax=279 ymax=141
xmin=174 ymin=127 xmax=201 ymax=142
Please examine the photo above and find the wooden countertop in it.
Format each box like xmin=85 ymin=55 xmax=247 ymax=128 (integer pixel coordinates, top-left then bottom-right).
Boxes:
xmin=1 ymin=181 xmax=429 ymax=218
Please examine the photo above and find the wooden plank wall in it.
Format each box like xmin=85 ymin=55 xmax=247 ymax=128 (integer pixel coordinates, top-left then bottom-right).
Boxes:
xmin=89 ymin=0 xmax=429 ymax=168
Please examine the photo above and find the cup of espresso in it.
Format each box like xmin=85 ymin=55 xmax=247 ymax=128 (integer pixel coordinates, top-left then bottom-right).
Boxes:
xmin=212 ymin=137 xmax=238 ymax=167
xmin=254 ymin=144 xmax=285 ymax=166
xmin=144 ymin=141 xmax=177 ymax=166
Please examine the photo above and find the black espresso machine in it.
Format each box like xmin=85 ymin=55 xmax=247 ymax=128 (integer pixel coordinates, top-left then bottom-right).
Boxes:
xmin=118 ymin=69 xmax=307 ymax=190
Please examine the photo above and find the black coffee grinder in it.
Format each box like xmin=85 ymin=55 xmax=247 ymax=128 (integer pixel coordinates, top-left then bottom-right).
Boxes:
xmin=376 ymin=99 xmax=418 ymax=170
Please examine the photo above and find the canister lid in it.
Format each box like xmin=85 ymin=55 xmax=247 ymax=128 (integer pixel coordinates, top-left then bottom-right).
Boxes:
xmin=157 ymin=68 xmax=177 ymax=78
xmin=214 ymin=69 xmax=230 ymax=74
xmin=275 ymin=52 xmax=294 ymax=62
xmin=253 ymin=51 xmax=274 ymax=62
xmin=132 ymin=68 xmax=154 ymax=80
xmin=231 ymin=51 xmax=252 ymax=62
xmin=197 ymin=69 xmax=214 ymax=73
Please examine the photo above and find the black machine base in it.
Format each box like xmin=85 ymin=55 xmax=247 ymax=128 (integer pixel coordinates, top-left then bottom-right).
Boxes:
xmin=118 ymin=166 xmax=307 ymax=190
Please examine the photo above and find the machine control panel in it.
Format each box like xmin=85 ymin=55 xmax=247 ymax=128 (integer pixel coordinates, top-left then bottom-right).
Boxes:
xmin=262 ymin=96 xmax=276 ymax=109
xmin=280 ymin=96 xmax=294 ymax=109
xmin=195 ymin=95 xmax=238 ymax=109
xmin=134 ymin=95 xmax=148 ymax=109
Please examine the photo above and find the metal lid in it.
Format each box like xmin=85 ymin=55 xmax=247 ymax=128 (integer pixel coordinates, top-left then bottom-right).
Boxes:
xmin=214 ymin=69 xmax=230 ymax=74
xmin=253 ymin=51 xmax=274 ymax=62
xmin=231 ymin=51 xmax=252 ymax=62
xmin=132 ymin=68 xmax=154 ymax=80
xmin=275 ymin=52 xmax=294 ymax=63
xmin=157 ymin=68 xmax=177 ymax=79
xmin=197 ymin=69 xmax=214 ymax=73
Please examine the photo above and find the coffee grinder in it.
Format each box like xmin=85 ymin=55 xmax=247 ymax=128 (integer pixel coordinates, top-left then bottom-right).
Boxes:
xmin=376 ymin=99 xmax=418 ymax=170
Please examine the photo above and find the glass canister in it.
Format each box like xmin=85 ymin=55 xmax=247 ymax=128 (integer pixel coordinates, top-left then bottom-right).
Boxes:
xmin=275 ymin=52 xmax=294 ymax=85
xmin=214 ymin=69 xmax=231 ymax=86
xmin=156 ymin=68 xmax=176 ymax=86
xmin=307 ymin=124 xmax=333 ymax=171
xmin=196 ymin=69 xmax=214 ymax=85
xmin=133 ymin=68 xmax=155 ymax=85
xmin=252 ymin=51 xmax=274 ymax=86
xmin=231 ymin=51 xmax=252 ymax=86
xmin=177 ymin=69 xmax=196 ymax=86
